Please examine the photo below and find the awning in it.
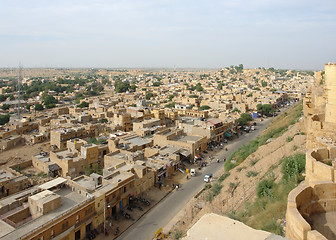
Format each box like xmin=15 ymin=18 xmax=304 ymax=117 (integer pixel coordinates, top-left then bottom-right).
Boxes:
xmin=180 ymin=149 xmax=191 ymax=157
xmin=39 ymin=177 xmax=67 ymax=190
xmin=225 ymin=132 xmax=232 ymax=138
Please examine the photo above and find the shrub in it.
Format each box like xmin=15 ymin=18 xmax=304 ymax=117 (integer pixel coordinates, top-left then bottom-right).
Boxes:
xmin=236 ymin=167 xmax=246 ymax=172
xmin=281 ymin=153 xmax=305 ymax=183
xmin=256 ymin=179 xmax=275 ymax=199
xmin=246 ymin=171 xmax=258 ymax=178
xmin=261 ymin=219 xmax=282 ymax=236
xmin=224 ymin=161 xmax=235 ymax=172
xmin=250 ymin=159 xmax=259 ymax=166
xmin=211 ymin=183 xmax=223 ymax=196
xmin=218 ymin=172 xmax=230 ymax=183
xmin=204 ymin=183 xmax=212 ymax=190
xmin=205 ymin=192 xmax=214 ymax=202
xmin=173 ymin=229 xmax=184 ymax=240
xmin=286 ymin=136 xmax=293 ymax=142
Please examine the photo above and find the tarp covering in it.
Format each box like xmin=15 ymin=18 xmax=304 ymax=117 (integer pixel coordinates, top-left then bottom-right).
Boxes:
xmin=225 ymin=132 xmax=232 ymax=138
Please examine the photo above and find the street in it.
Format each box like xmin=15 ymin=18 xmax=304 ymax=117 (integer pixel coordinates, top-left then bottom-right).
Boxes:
xmin=117 ymin=116 xmax=274 ymax=240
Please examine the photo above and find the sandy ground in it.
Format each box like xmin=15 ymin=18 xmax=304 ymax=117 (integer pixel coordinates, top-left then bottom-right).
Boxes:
xmin=0 ymin=141 xmax=50 ymax=168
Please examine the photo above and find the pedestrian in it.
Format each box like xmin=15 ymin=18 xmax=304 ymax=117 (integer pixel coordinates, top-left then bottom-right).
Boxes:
xmin=176 ymin=185 xmax=179 ymax=190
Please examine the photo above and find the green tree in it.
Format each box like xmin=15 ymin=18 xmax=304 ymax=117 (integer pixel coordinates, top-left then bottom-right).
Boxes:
xmin=0 ymin=114 xmax=10 ymax=125
xmin=78 ymin=101 xmax=89 ymax=108
xmin=261 ymin=80 xmax=267 ymax=87
xmin=35 ymin=103 xmax=44 ymax=111
xmin=168 ymin=94 xmax=174 ymax=101
xmin=114 ymin=80 xmax=130 ymax=93
xmin=1 ymin=104 xmax=10 ymax=110
xmin=199 ymin=105 xmax=210 ymax=110
xmin=257 ymin=104 xmax=275 ymax=116
xmin=152 ymin=82 xmax=162 ymax=87
xmin=145 ymin=92 xmax=154 ymax=100
xmin=237 ymin=113 xmax=253 ymax=126
xmin=195 ymin=83 xmax=203 ymax=92
xmin=231 ymin=107 xmax=241 ymax=113
xmin=0 ymin=95 xmax=7 ymax=102
xmin=98 ymin=118 xmax=108 ymax=123
xmin=43 ymin=94 xmax=57 ymax=108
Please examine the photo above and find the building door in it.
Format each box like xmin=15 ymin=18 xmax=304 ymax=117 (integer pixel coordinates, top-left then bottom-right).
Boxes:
xmin=112 ymin=205 xmax=117 ymax=216
xmin=75 ymin=230 xmax=80 ymax=240
xmin=86 ymin=222 xmax=92 ymax=233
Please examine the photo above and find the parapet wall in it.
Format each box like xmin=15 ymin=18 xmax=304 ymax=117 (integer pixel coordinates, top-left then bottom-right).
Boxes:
xmin=286 ymin=182 xmax=335 ymax=240
xmin=305 ymin=147 xmax=336 ymax=184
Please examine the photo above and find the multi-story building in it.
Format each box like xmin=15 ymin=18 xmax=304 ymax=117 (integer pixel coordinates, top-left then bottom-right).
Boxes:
xmin=0 ymin=169 xmax=30 ymax=198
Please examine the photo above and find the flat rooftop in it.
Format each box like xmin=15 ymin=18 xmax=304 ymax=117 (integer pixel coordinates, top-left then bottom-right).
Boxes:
xmin=0 ymin=187 xmax=88 ymax=240
xmin=176 ymin=135 xmax=203 ymax=143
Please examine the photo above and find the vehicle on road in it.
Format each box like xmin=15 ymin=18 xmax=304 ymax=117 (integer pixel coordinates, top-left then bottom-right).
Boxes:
xmin=190 ymin=168 xmax=196 ymax=176
xmin=204 ymin=173 xmax=213 ymax=183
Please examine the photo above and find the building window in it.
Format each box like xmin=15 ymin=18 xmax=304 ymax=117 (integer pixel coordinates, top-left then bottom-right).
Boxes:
xmin=51 ymin=230 xmax=54 ymax=237
xmin=76 ymin=215 xmax=79 ymax=224
xmin=124 ymin=186 xmax=126 ymax=193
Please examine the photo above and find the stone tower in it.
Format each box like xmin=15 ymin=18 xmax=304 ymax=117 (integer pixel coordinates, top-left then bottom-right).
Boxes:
xmin=325 ymin=63 xmax=336 ymax=123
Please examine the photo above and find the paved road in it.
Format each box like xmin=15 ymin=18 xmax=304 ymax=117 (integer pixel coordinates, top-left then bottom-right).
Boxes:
xmin=117 ymin=116 xmax=275 ymax=240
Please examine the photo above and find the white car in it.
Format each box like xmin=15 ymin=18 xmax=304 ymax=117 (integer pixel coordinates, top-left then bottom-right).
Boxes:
xmin=204 ymin=174 xmax=213 ymax=183
xmin=190 ymin=168 xmax=196 ymax=176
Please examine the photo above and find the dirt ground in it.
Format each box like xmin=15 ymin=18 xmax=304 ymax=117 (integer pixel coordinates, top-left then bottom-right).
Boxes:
xmin=0 ymin=141 xmax=50 ymax=168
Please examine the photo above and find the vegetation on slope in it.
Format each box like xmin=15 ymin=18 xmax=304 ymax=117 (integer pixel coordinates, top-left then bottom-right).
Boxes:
xmin=228 ymin=153 xmax=306 ymax=235
xmin=224 ymin=102 xmax=303 ymax=172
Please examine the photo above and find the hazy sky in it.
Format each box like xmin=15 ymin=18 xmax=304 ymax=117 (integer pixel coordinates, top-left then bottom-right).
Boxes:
xmin=1 ymin=0 xmax=336 ymax=70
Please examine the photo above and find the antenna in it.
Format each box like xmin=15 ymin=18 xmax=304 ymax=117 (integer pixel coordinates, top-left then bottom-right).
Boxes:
xmin=17 ymin=63 xmax=22 ymax=120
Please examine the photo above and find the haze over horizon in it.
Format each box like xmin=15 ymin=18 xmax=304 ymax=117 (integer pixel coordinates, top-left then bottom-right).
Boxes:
xmin=1 ymin=0 xmax=336 ymax=70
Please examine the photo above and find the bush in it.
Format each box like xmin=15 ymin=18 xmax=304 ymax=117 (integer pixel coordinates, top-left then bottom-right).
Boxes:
xmin=281 ymin=153 xmax=305 ymax=183
xmin=261 ymin=220 xmax=282 ymax=236
xmin=204 ymin=183 xmax=212 ymax=190
xmin=218 ymin=172 xmax=230 ymax=183
xmin=256 ymin=179 xmax=275 ymax=199
xmin=224 ymin=161 xmax=235 ymax=172
xmin=205 ymin=192 xmax=214 ymax=202
xmin=286 ymin=136 xmax=293 ymax=142
xmin=246 ymin=171 xmax=258 ymax=178
xmin=250 ymin=159 xmax=259 ymax=166
xmin=211 ymin=183 xmax=223 ymax=196
xmin=173 ymin=229 xmax=184 ymax=240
